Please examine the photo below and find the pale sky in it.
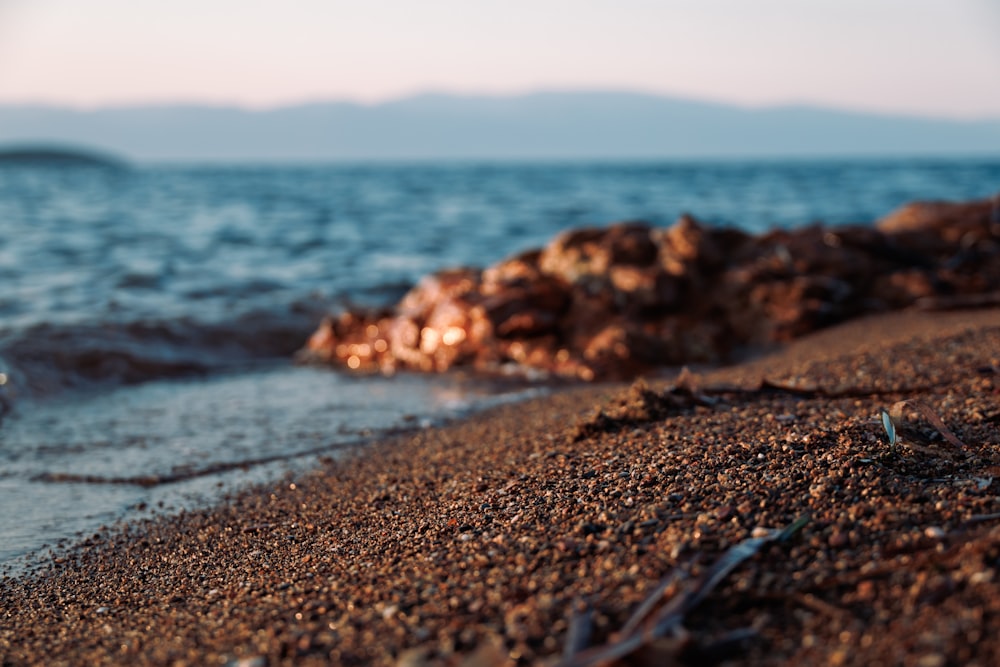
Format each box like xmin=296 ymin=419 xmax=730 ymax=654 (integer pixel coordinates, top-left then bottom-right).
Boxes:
xmin=1 ymin=0 xmax=998 ymax=118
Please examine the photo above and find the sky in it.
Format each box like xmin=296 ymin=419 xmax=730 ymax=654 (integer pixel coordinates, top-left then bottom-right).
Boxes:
xmin=0 ymin=0 xmax=999 ymax=119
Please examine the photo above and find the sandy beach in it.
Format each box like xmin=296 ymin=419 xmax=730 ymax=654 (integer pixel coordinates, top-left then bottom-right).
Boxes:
xmin=2 ymin=307 xmax=1000 ymax=666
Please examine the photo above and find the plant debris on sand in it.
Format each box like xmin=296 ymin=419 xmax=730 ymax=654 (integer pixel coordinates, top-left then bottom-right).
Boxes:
xmin=2 ymin=309 xmax=1000 ymax=666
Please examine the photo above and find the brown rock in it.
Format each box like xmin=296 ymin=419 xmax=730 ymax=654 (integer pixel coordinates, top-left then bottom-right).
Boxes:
xmin=877 ymin=197 xmax=998 ymax=238
xmin=477 ymin=277 xmax=570 ymax=338
xmin=537 ymin=226 xmax=610 ymax=283
xmin=398 ymin=268 xmax=481 ymax=318
xmin=660 ymin=214 xmax=725 ymax=269
xmin=301 ymin=196 xmax=1000 ymax=381
xmin=481 ymin=250 xmax=544 ymax=293
xmin=872 ymin=270 xmax=938 ymax=307
xmin=608 ymin=265 xmax=681 ymax=313
xmin=603 ymin=221 xmax=659 ymax=265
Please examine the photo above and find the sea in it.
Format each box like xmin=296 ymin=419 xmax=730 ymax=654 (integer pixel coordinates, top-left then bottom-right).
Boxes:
xmin=1 ymin=158 xmax=998 ymax=573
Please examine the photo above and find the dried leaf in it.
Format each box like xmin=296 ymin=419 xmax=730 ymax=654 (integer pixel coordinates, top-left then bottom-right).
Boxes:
xmin=889 ymin=399 xmax=969 ymax=451
xmin=619 ymin=569 xmax=686 ymax=636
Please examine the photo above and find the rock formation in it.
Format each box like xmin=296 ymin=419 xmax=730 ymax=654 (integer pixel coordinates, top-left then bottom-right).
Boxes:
xmin=300 ymin=196 xmax=1000 ymax=380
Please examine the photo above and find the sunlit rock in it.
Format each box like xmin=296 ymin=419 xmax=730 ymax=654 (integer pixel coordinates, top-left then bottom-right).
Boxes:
xmin=301 ymin=195 xmax=1000 ymax=380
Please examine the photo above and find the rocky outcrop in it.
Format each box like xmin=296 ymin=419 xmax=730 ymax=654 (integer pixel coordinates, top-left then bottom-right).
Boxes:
xmin=300 ymin=196 xmax=1000 ymax=380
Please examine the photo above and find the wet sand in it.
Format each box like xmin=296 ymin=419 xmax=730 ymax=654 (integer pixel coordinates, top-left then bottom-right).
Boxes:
xmin=3 ymin=308 xmax=1000 ymax=666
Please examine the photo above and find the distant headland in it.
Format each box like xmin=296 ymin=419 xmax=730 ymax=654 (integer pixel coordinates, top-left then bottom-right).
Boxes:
xmin=1 ymin=91 xmax=999 ymax=162
xmin=0 ymin=145 xmax=127 ymax=168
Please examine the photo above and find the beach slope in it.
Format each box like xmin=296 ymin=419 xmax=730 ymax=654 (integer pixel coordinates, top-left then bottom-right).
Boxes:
xmin=3 ymin=308 xmax=1000 ymax=666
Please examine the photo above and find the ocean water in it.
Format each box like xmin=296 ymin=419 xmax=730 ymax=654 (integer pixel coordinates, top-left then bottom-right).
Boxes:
xmin=1 ymin=158 xmax=998 ymax=572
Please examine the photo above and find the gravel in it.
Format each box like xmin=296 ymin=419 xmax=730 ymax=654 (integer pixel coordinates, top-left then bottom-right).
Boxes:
xmin=3 ymin=308 xmax=999 ymax=666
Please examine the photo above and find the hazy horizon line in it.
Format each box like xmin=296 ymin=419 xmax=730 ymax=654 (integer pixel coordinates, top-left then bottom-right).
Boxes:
xmin=3 ymin=87 xmax=999 ymax=123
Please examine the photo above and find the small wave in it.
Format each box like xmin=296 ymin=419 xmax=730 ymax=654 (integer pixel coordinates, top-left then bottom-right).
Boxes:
xmin=115 ymin=272 xmax=163 ymax=290
xmin=0 ymin=308 xmax=322 ymax=401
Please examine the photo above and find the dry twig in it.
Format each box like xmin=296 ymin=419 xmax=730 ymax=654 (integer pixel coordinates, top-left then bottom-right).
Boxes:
xmin=556 ymin=516 xmax=810 ymax=667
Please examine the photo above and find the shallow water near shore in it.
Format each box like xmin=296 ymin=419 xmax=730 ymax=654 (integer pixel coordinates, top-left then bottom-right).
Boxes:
xmin=1 ymin=157 xmax=998 ymax=573
xmin=0 ymin=364 xmax=543 ymax=574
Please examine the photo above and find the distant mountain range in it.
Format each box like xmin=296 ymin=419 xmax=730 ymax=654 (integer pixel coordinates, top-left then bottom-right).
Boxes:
xmin=1 ymin=91 xmax=999 ymax=162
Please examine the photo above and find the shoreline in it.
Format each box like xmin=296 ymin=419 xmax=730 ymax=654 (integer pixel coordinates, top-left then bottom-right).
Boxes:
xmin=3 ymin=307 xmax=1000 ymax=665
xmin=0 ymin=364 xmax=547 ymax=575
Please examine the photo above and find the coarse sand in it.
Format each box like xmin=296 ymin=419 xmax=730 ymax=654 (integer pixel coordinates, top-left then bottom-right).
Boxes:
xmin=3 ymin=308 xmax=1000 ymax=666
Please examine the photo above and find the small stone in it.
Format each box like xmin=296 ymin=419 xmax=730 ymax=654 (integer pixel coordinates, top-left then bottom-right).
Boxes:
xmin=828 ymin=532 xmax=849 ymax=548
xmin=916 ymin=653 xmax=946 ymax=667
xmin=714 ymin=505 xmax=734 ymax=521
xmin=969 ymin=570 xmax=994 ymax=585
xmin=226 ymin=658 xmax=266 ymax=667
xmin=856 ymin=580 xmax=876 ymax=600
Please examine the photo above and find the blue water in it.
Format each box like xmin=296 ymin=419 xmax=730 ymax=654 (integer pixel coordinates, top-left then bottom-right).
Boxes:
xmin=0 ymin=158 xmax=998 ymax=571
